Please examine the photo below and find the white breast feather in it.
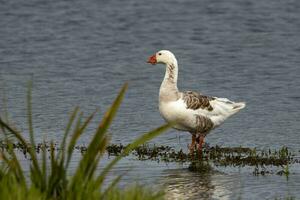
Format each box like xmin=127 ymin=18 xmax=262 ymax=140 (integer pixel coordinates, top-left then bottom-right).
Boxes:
xmin=159 ymin=99 xmax=198 ymax=130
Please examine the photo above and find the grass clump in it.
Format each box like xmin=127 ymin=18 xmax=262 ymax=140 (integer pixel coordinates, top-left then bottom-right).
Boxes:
xmin=0 ymin=82 xmax=169 ymax=200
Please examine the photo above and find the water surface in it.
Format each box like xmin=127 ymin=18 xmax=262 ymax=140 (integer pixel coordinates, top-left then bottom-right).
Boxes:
xmin=1 ymin=0 xmax=300 ymax=199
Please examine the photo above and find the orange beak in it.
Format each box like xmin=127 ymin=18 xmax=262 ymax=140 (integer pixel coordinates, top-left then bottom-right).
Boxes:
xmin=147 ymin=54 xmax=157 ymax=65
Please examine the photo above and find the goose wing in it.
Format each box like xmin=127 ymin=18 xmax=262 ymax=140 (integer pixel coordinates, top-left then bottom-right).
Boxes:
xmin=181 ymin=90 xmax=245 ymax=127
xmin=182 ymin=91 xmax=215 ymax=111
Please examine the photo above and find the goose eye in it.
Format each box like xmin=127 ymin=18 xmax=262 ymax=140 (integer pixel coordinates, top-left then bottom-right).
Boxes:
xmin=158 ymin=53 xmax=162 ymax=56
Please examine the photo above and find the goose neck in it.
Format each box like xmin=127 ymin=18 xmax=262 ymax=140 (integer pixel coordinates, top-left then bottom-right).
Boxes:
xmin=159 ymin=60 xmax=179 ymax=100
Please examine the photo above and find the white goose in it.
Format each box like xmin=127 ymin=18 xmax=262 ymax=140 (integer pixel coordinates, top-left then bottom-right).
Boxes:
xmin=147 ymin=50 xmax=246 ymax=159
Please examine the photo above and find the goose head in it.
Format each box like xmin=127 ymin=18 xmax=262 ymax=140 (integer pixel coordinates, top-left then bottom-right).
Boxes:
xmin=147 ymin=50 xmax=176 ymax=65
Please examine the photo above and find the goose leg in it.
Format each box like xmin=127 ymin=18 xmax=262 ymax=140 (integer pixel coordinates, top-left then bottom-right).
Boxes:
xmin=197 ymin=135 xmax=205 ymax=160
xmin=189 ymin=135 xmax=196 ymax=159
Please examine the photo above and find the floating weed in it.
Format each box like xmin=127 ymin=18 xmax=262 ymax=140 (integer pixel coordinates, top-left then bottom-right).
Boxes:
xmin=2 ymin=141 xmax=298 ymax=176
xmin=106 ymin=143 xmax=125 ymax=156
xmin=103 ymin=144 xmax=299 ymax=175
xmin=1 ymin=142 xmax=298 ymax=167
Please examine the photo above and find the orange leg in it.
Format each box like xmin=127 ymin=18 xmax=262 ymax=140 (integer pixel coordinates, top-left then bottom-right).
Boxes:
xmin=197 ymin=135 xmax=205 ymax=160
xmin=189 ymin=135 xmax=196 ymax=159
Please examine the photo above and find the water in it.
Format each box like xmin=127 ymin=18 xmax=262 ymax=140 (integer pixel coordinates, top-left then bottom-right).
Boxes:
xmin=1 ymin=0 xmax=300 ymax=199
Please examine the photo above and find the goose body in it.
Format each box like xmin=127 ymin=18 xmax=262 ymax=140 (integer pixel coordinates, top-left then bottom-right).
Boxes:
xmin=159 ymin=91 xmax=245 ymax=133
xmin=147 ymin=50 xmax=245 ymax=158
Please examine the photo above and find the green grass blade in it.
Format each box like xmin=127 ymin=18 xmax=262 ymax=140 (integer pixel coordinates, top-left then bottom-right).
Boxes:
xmin=1 ymin=82 xmax=10 ymax=122
xmin=101 ymin=175 xmax=123 ymax=198
xmin=25 ymin=80 xmax=43 ymax=186
xmin=27 ymin=80 xmax=35 ymax=148
xmin=47 ymin=141 xmax=64 ymax=198
xmin=41 ymin=141 xmax=47 ymax=190
xmin=1 ymin=143 xmax=27 ymax=189
xmin=65 ymin=110 xmax=96 ymax=169
xmin=0 ymin=117 xmax=42 ymax=184
xmin=57 ymin=107 xmax=79 ymax=163
xmin=86 ymin=83 xmax=128 ymax=155
xmin=95 ymin=123 xmax=171 ymax=188
xmin=70 ymin=83 xmax=128 ymax=188
xmin=85 ymin=136 xmax=108 ymax=181
xmin=0 ymin=84 xmax=11 ymax=140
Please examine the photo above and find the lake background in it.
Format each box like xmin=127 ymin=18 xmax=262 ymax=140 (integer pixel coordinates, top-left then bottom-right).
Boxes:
xmin=1 ymin=0 xmax=300 ymax=199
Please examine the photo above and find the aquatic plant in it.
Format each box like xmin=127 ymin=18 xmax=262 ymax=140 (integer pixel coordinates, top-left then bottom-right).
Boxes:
xmin=1 ymin=140 xmax=298 ymax=177
xmin=103 ymin=143 xmax=298 ymax=175
xmin=0 ymin=82 xmax=169 ymax=200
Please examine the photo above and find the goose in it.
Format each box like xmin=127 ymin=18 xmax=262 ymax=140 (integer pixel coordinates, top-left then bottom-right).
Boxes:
xmin=147 ymin=50 xmax=246 ymax=159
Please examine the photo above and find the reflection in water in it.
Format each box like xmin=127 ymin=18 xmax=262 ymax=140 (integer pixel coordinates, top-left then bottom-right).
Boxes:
xmin=159 ymin=163 xmax=300 ymax=199
xmin=161 ymin=166 xmax=233 ymax=200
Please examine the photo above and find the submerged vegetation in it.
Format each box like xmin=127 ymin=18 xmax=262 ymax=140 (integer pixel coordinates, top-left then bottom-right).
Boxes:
xmin=104 ymin=144 xmax=296 ymax=167
xmin=0 ymin=82 xmax=168 ymax=200
xmin=106 ymin=143 xmax=298 ymax=175
xmin=1 ymin=141 xmax=298 ymax=176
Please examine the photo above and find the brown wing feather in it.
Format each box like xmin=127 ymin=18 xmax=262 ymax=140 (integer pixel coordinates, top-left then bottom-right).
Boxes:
xmin=195 ymin=115 xmax=214 ymax=133
xmin=182 ymin=91 xmax=215 ymax=111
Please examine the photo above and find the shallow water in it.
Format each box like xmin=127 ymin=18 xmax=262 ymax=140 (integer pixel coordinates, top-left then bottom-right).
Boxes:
xmin=1 ymin=0 xmax=300 ymax=199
